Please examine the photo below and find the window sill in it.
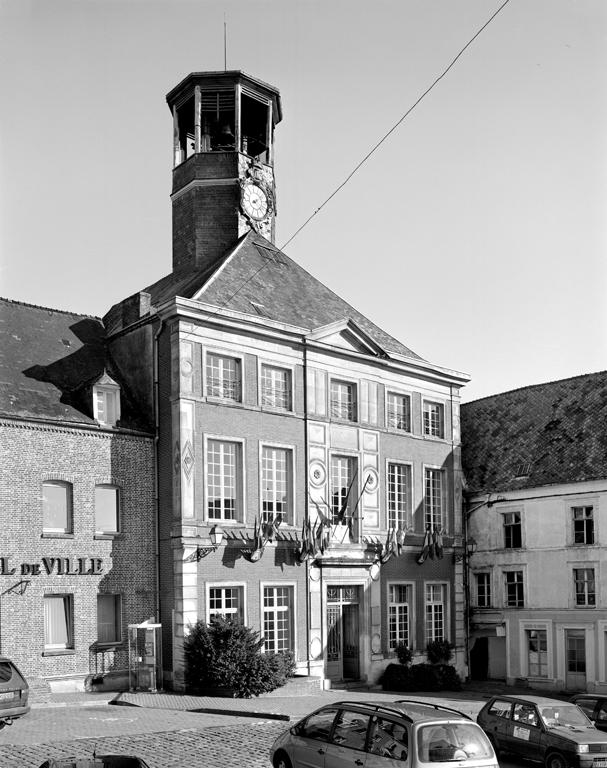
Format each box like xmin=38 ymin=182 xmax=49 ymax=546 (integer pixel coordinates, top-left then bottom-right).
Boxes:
xmin=42 ymin=649 xmax=75 ymax=657
xmin=41 ymin=532 xmax=74 ymax=539
xmin=94 ymin=533 xmax=123 ymax=540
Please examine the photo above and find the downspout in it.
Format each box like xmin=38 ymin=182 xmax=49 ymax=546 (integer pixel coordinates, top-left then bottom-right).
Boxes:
xmin=152 ymin=318 xmax=164 ymax=631
xmin=302 ymin=335 xmax=311 ymax=676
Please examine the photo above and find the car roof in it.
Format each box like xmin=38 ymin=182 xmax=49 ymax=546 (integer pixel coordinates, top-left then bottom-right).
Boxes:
xmin=571 ymin=694 xmax=603 ymax=699
xmin=487 ymin=695 xmax=570 ymax=706
xmin=329 ymin=700 xmax=472 ymax=723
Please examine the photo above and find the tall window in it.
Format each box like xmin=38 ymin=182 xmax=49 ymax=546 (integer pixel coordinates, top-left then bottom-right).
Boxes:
xmin=388 ymin=584 xmax=411 ymax=650
xmin=209 ymin=586 xmax=243 ymax=621
xmin=206 ymin=353 xmax=241 ymax=402
xmin=97 ymin=594 xmax=122 ymax=644
xmin=424 ymin=468 xmax=445 ymax=528
xmin=572 ymin=506 xmax=594 ymax=545
xmin=423 ymin=401 xmax=444 ymax=438
xmin=425 ymin=583 xmax=446 ymax=642
xmin=330 ymin=455 xmax=357 ymax=523
xmin=330 ymin=380 xmax=357 ymax=422
xmin=42 ymin=481 xmax=72 ymax=534
xmin=527 ymin=629 xmax=548 ymax=677
xmin=503 ymin=512 xmax=522 ymax=548
xmin=93 ymin=382 xmax=121 ymax=427
xmin=574 ymin=568 xmax=596 ymax=606
xmin=261 ymin=446 xmax=292 ymax=524
xmin=504 ymin=571 xmax=524 ymax=607
xmin=44 ymin=594 xmax=74 ymax=650
xmin=387 ymin=392 xmax=411 ymax=432
xmin=261 ymin=365 xmax=291 ymax=410
xmin=263 ymin=586 xmax=293 ymax=653
xmin=207 ymin=440 xmax=241 ymax=521
xmin=95 ymin=485 xmax=119 ymax=534
xmin=476 ymin=573 xmax=491 ymax=608
xmin=388 ymin=463 xmax=411 ymax=529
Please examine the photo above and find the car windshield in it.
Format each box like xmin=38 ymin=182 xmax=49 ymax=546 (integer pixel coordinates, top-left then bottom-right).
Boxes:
xmin=418 ymin=723 xmax=494 ymax=762
xmin=539 ymin=705 xmax=592 ymax=729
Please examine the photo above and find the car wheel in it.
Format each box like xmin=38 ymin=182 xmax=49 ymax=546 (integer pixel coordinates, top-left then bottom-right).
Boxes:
xmin=273 ymin=751 xmax=293 ymax=768
xmin=0 ymin=722 xmax=5 ymax=731
xmin=545 ymin=751 xmax=568 ymax=768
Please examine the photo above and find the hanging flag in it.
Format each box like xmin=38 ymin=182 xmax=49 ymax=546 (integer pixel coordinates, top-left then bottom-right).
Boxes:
xmin=335 ymin=468 xmax=358 ymax=524
xmin=249 ymin=515 xmax=265 ymax=562
xmin=416 ymin=524 xmax=432 ymax=565
xmin=380 ymin=527 xmax=395 ymax=564
xmin=396 ymin=526 xmax=407 ymax=556
xmin=433 ymin=526 xmax=444 ymax=559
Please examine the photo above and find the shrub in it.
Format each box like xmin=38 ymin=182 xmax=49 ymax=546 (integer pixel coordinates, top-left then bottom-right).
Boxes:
xmin=395 ymin=642 xmax=413 ymax=666
xmin=426 ymin=640 xmax=454 ymax=664
xmin=184 ymin=616 xmax=293 ymax=698
xmin=381 ymin=662 xmax=462 ymax=692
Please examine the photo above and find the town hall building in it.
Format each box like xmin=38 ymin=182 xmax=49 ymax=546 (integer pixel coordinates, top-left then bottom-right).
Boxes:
xmin=1 ymin=69 xmax=470 ymax=691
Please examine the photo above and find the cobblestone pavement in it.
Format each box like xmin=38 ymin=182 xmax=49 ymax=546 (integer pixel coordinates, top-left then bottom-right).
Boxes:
xmin=0 ymin=720 xmax=285 ymax=767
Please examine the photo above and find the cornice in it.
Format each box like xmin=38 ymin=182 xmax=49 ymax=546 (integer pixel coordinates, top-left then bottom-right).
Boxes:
xmin=0 ymin=416 xmax=153 ymax=442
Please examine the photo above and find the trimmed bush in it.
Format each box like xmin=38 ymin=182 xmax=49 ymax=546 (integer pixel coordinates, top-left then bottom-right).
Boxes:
xmin=381 ymin=662 xmax=462 ymax=692
xmin=426 ymin=640 xmax=454 ymax=664
xmin=395 ymin=642 xmax=413 ymax=666
xmin=184 ymin=616 xmax=294 ymax=698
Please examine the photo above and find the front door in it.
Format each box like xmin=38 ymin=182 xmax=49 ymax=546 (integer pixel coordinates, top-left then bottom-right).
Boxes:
xmin=566 ymin=630 xmax=586 ymax=690
xmin=326 ymin=585 xmax=361 ymax=681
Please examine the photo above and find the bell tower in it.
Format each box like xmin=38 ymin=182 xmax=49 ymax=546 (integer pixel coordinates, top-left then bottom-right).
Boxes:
xmin=166 ymin=71 xmax=282 ymax=274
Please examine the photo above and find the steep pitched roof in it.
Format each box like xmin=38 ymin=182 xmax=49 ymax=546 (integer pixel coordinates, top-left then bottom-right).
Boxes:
xmin=144 ymin=231 xmax=423 ymax=360
xmin=461 ymin=371 xmax=607 ymax=494
xmin=0 ymin=298 xmax=149 ymax=430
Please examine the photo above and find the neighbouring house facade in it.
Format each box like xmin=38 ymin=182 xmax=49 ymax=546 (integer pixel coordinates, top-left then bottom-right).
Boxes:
xmin=0 ymin=299 xmax=157 ymax=691
xmin=462 ymin=371 xmax=607 ymax=693
xmin=1 ymin=68 xmax=470 ymax=692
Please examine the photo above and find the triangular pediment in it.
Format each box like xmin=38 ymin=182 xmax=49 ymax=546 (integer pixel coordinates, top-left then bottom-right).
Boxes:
xmin=93 ymin=370 xmax=119 ymax=388
xmin=306 ymin=319 xmax=388 ymax=358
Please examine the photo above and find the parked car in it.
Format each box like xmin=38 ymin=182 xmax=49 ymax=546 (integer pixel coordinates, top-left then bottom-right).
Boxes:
xmin=270 ymin=699 xmax=498 ymax=768
xmin=38 ymin=757 xmax=151 ymax=768
xmin=476 ymin=694 xmax=607 ymax=768
xmin=570 ymin=695 xmax=607 ymax=732
xmin=0 ymin=657 xmax=30 ymax=729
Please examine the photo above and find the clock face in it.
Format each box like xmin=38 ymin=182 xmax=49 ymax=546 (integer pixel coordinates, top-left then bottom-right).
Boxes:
xmin=241 ymin=182 xmax=269 ymax=221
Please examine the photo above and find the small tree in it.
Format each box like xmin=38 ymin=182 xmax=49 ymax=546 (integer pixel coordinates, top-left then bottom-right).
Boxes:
xmin=425 ymin=639 xmax=454 ymax=664
xmin=395 ymin=642 xmax=413 ymax=666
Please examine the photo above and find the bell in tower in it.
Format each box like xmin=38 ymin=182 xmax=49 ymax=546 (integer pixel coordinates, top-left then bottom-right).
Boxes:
xmin=166 ymin=71 xmax=282 ymax=274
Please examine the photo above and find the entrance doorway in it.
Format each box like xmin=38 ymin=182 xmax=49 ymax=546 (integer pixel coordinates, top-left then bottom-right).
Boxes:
xmin=326 ymin=585 xmax=360 ymax=681
xmin=566 ymin=630 xmax=586 ymax=690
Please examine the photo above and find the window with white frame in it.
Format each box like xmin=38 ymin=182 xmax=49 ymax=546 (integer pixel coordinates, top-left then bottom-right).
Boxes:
xmin=503 ymin=511 xmax=522 ymax=548
xmin=388 ymin=584 xmax=411 ymax=650
xmin=97 ymin=594 xmax=122 ymax=644
xmin=330 ymin=380 xmax=357 ymax=422
xmin=572 ymin=506 xmax=594 ymax=545
xmin=526 ymin=629 xmax=548 ymax=677
xmin=44 ymin=594 xmax=74 ymax=650
xmin=94 ymin=382 xmax=121 ymax=427
xmin=424 ymin=468 xmax=445 ymax=528
xmin=475 ymin=572 xmax=491 ymax=608
xmin=208 ymin=586 xmax=244 ymax=621
xmin=423 ymin=401 xmax=444 ymax=438
xmin=95 ymin=485 xmax=119 ymax=534
xmin=261 ymin=365 xmax=292 ymax=410
xmin=504 ymin=570 xmax=524 ymax=607
xmin=388 ymin=463 xmax=411 ymax=529
xmin=261 ymin=446 xmax=293 ymax=524
xmin=425 ymin=583 xmax=446 ymax=642
xmin=263 ymin=586 xmax=293 ymax=653
xmin=206 ymin=353 xmax=241 ymax=402
xmin=42 ymin=481 xmax=72 ymax=534
xmin=207 ymin=440 xmax=242 ymax=521
xmin=330 ymin=455 xmax=358 ymax=524
xmin=574 ymin=568 xmax=596 ymax=606
xmin=387 ymin=392 xmax=411 ymax=432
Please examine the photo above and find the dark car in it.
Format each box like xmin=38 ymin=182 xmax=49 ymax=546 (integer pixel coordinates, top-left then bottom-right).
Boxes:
xmin=39 ymin=757 xmax=151 ymax=768
xmin=477 ymin=694 xmax=607 ymax=768
xmin=571 ymin=696 xmax=607 ymax=732
xmin=271 ymin=699 xmax=498 ymax=768
xmin=0 ymin=657 xmax=30 ymax=729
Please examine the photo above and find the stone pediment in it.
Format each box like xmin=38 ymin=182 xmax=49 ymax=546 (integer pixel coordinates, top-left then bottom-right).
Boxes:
xmin=306 ymin=319 xmax=388 ymax=358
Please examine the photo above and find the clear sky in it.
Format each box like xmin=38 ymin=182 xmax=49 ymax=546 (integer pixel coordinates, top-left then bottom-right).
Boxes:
xmin=1 ymin=0 xmax=605 ymax=402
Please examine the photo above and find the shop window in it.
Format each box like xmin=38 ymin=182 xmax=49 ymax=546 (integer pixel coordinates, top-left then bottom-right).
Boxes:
xmin=95 ymin=485 xmax=119 ymax=535
xmin=42 ymin=481 xmax=72 ymax=535
xmin=261 ymin=446 xmax=293 ymax=525
xmin=263 ymin=586 xmax=293 ymax=653
xmin=97 ymin=594 xmax=122 ymax=644
xmin=44 ymin=594 xmax=74 ymax=651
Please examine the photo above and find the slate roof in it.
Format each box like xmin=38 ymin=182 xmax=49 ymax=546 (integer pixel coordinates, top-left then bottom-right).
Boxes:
xmin=461 ymin=371 xmax=607 ymax=494
xmin=0 ymin=298 xmax=149 ymax=431
xmin=143 ymin=231 xmax=423 ymax=361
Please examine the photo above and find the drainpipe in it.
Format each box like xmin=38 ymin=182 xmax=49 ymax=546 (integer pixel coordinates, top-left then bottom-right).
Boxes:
xmin=302 ymin=336 xmax=311 ymax=676
xmin=152 ymin=318 xmax=164 ymax=634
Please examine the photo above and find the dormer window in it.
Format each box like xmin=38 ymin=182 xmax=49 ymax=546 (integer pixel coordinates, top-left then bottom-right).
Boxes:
xmin=93 ymin=372 xmax=121 ymax=427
